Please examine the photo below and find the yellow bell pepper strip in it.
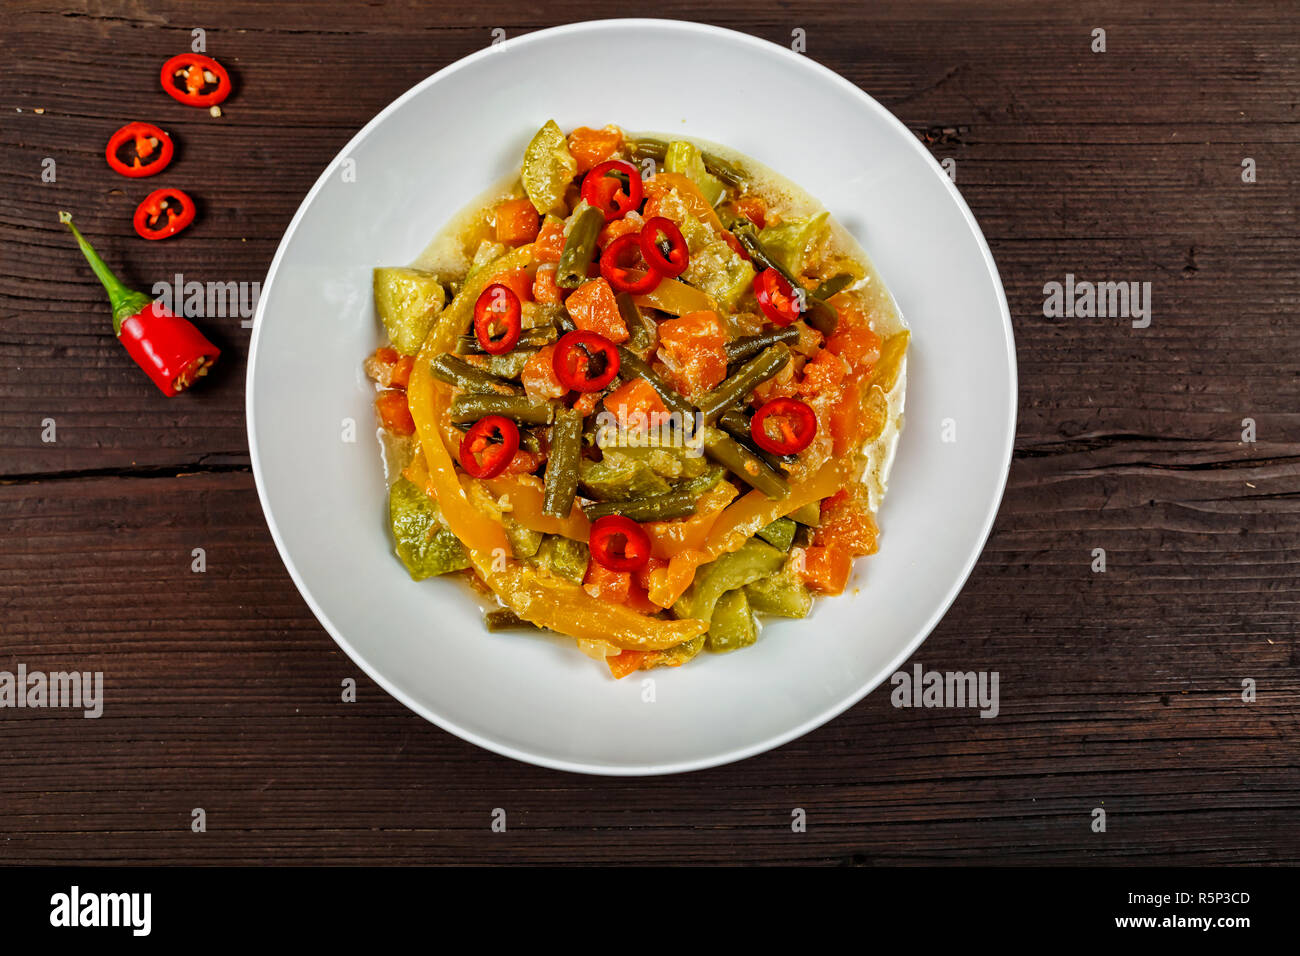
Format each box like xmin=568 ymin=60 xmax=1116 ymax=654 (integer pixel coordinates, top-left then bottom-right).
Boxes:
xmin=482 ymin=475 xmax=591 ymax=540
xmin=405 ymin=247 xmax=539 ymax=555
xmin=406 ymin=243 xmax=710 ymax=650
xmin=633 ymin=277 xmax=718 ymax=316
xmin=642 ymin=481 xmax=737 ymax=560
xmin=646 ymin=456 xmax=853 ymax=607
xmin=479 ymin=562 xmax=707 ymax=650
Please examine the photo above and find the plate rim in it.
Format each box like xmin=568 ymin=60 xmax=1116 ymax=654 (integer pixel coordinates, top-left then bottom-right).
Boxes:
xmin=245 ymin=17 xmax=1018 ymax=776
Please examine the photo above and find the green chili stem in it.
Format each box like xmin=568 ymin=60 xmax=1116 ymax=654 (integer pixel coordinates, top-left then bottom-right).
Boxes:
xmin=59 ymin=211 xmax=151 ymax=334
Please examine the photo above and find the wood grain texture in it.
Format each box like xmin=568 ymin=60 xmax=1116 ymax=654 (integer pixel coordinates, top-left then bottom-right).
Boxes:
xmin=1 ymin=0 xmax=1297 ymax=865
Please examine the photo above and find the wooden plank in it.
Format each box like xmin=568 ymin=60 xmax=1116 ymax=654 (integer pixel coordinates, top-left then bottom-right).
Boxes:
xmin=0 ymin=0 xmax=1297 ymax=865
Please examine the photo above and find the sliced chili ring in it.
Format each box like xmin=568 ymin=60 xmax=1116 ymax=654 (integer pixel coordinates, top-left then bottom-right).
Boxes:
xmin=105 ymin=122 xmax=174 ymax=178
xmin=750 ymin=397 xmax=818 ymax=455
xmin=459 ymin=415 xmax=520 ymax=479
xmin=639 ymin=217 xmax=689 ymax=278
xmin=753 ymin=267 xmax=802 ymax=327
xmin=472 ymin=283 xmax=523 ymax=354
xmin=589 ymin=515 xmax=652 ymax=572
xmin=599 ymin=232 xmax=661 ymax=296
xmin=160 ymin=53 xmax=232 ymax=107
xmin=580 ymin=160 xmax=643 ymax=222
xmin=552 ymin=330 xmax=620 ymax=393
xmin=132 ymin=188 xmax=196 ymax=240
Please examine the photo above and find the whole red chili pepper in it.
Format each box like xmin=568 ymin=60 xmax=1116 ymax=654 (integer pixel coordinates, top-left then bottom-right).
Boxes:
xmin=59 ymin=212 xmax=220 ymax=396
xmin=105 ymin=121 xmax=175 ymax=178
xmin=133 ymin=188 xmax=197 ymax=240
xmin=160 ymin=53 xmax=233 ymax=107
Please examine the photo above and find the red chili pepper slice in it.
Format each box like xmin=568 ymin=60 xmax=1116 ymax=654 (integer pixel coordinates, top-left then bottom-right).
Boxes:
xmin=59 ymin=211 xmax=220 ymax=396
xmin=459 ymin=415 xmax=520 ymax=479
xmin=160 ymin=53 xmax=232 ymax=107
xmin=580 ymin=160 xmax=643 ymax=222
xmin=599 ymin=232 xmax=662 ymax=296
xmin=552 ymin=330 xmax=620 ymax=393
xmin=589 ymin=515 xmax=652 ymax=572
xmin=472 ymin=283 xmax=523 ymax=354
xmin=750 ymin=397 xmax=818 ymax=455
xmin=753 ymin=268 xmax=803 ymax=327
xmin=105 ymin=122 xmax=175 ymax=178
xmin=132 ymin=188 xmax=196 ymax=240
xmin=639 ymin=217 xmax=690 ymax=278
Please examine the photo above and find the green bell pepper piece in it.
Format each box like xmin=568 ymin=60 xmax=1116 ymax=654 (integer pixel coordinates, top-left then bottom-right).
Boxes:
xmin=389 ymin=478 xmax=471 ymax=579
xmin=664 ymin=140 xmax=726 ymax=206
xmin=757 ymin=211 xmax=829 ymax=276
xmin=534 ymin=534 xmax=589 ymax=585
xmin=503 ymin=518 xmax=543 ymax=560
xmin=580 ymin=451 xmax=672 ymax=501
xmin=373 ymin=267 xmax=446 ymax=355
xmin=522 ymin=120 xmax=577 ymax=216
xmin=745 ymin=572 xmax=812 ymax=619
xmin=755 ymin=517 xmax=796 ymax=551
xmin=708 ymin=589 xmax=758 ymax=652
xmin=788 ymin=501 xmax=821 ymax=526
xmin=672 ymin=539 xmax=786 ymax=623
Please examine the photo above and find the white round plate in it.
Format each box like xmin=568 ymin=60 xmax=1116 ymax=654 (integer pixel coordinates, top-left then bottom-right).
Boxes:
xmin=247 ymin=19 xmax=1016 ymax=775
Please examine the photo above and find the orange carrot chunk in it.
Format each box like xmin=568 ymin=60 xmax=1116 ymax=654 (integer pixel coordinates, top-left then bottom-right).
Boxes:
xmin=494 ymin=198 xmax=541 ymax=245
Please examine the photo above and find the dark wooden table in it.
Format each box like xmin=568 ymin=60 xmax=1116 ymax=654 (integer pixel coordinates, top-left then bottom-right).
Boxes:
xmin=1 ymin=0 xmax=1296 ymax=866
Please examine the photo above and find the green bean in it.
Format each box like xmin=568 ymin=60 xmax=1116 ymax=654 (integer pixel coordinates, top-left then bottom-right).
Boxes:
xmin=478 ymin=349 xmax=535 ymax=381
xmin=703 ymin=427 xmax=789 ymax=499
xmin=543 ymin=408 xmax=583 ymax=517
xmin=583 ymin=465 xmax=723 ymax=521
xmin=518 ymin=427 xmax=543 ymax=454
xmin=717 ymin=407 xmax=793 ymax=472
xmin=628 ymin=138 xmax=667 ymax=163
xmin=449 ymin=394 xmax=557 ymax=426
xmin=630 ymin=137 xmax=746 ymax=188
xmin=484 ymin=608 xmax=539 ymax=631
xmin=615 ymin=347 xmax=694 ymax=417
xmin=556 ymin=205 xmax=604 ymax=289
xmin=695 ymin=345 xmax=790 ymax=422
xmin=584 ymin=490 xmax=699 ymax=522
xmin=730 ymin=221 xmax=837 ymax=335
xmin=617 ymin=292 xmax=657 ymax=356
xmin=680 ymin=465 xmax=727 ymax=497
xmin=428 ymin=353 xmax=519 ymax=394
xmin=813 ymin=273 xmax=854 ymax=300
xmin=724 ymin=327 xmax=799 ymax=364
xmin=701 ymin=151 xmax=747 ymax=189
xmin=457 ymin=325 xmax=556 ymax=354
